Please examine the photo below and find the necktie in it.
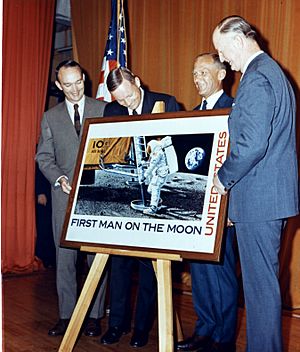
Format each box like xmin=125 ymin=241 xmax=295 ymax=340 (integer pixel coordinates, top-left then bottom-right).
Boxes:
xmin=201 ymin=100 xmax=207 ymax=110
xmin=74 ymin=104 xmax=81 ymax=135
xmin=132 ymin=109 xmax=138 ymax=115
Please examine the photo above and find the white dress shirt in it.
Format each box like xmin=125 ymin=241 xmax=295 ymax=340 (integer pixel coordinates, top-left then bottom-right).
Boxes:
xmin=201 ymin=89 xmax=224 ymax=110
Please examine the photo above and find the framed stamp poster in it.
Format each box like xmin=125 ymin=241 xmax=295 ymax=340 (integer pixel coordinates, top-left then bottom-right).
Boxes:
xmin=61 ymin=109 xmax=230 ymax=261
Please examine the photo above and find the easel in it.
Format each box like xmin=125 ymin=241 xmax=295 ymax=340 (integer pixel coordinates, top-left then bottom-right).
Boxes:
xmin=59 ymin=101 xmax=187 ymax=351
xmin=58 ymin=246 xmax=183 ymax=352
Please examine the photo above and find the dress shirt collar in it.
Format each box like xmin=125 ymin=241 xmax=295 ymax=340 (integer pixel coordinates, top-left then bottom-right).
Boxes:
xmin=65 ymin=95 xmax=85 ymax=122
xmin=128 ymin=88 xmax=144 ymax=115
xmin=201 ymin=89 xmax=224 ymax=110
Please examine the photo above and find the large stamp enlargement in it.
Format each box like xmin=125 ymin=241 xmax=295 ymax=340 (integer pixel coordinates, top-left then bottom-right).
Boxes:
xmin=61 ymin=110 xmax=229 ymax=260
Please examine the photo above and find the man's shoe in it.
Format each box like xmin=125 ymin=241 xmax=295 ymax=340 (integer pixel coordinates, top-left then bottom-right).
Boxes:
xmin=100 ymin=326 xmax=130 ymax=344
xmin=204 ymin=341 xmax=236 ymax=352
xmin=48 ymin=319 xmax=70 ymax=336
xmin=130 ymin=329 xmax=149 ymax=348
xmin=84 ymin=318 xmax=101 ymax=337
xmin=176 ymin=335 xmax=211 ymax=351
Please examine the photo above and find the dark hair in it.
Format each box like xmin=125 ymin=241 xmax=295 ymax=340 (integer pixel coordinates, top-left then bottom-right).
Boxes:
xmin=55 ymin=60 xmax=83 ymax=81
xmin=217 ymin=15 xmax=257 ymax=40
xmin=106 ymin=67 xmax=136 ymax=92
xmin=195 ymin=52 xmax=226 ymax=71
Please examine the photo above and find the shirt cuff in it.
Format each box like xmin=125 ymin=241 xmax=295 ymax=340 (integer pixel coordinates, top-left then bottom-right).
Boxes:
xmin=54 ymin=175 xmax=68 ymax=187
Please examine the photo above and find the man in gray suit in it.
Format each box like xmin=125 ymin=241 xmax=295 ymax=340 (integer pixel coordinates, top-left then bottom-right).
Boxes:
xmin=36 ymin=60 xmax=107 ymax=337
xmin=213 ymin=16 xmax=299 ymax=352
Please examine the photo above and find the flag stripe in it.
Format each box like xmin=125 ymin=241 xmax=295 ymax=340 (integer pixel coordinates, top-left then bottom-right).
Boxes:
xmin=96 ymin=0 xmax=127 ymax=101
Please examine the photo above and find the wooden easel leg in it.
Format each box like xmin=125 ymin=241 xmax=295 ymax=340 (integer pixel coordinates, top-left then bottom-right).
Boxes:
xmin=152 ymin=261 xmax=184 ymax=344
xmin=156 ymin=259 xmax=173 ymax=352
xmin=175 ymin=310 xmax=184 ymax=342
xmin=58 ymin=253 xmax=109 ymax=352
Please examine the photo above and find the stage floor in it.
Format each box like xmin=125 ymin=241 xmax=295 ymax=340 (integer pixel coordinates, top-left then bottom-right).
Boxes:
xmin=3 ymin=268 xmax=300 ymax=351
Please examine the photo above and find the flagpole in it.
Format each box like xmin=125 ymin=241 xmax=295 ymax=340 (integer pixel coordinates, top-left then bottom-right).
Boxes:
xmin=117 ymin=0 xmax=121 ymax=66
xmin=122 ymin=0 xmax=127 ymax=68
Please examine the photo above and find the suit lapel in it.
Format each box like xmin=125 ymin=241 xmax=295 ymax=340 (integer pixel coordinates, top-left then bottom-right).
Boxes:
xmin=60 ymin=102 xmax=75 ymax=129
xmin=213 ymin=92 xmax=226 ymax=109
xmin=120 ymin=105 xmax=130 ymax=115
xmin=83 ymin=96 xmax=91 ymax=120
xmin=111 ymin=102 xmax=128 ymax=115
xmin=141 ymin=90 xmax=154 ymax=114
xmin=82 ymin=97 xmax=96 ymax=138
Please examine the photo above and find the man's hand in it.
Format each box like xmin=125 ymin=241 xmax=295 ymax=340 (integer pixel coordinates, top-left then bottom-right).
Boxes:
xmin=213 ymin=174 xmax=227 ymax=195
xmin=60 ymin=177 xmax=72 ymax=194
xmin=37 ymin=194 xmax=47 ymax=206
xmin=227 ymin=218 xmax=234 ymax=227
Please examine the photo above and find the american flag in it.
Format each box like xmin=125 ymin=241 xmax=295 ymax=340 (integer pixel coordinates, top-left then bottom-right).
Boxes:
xmin=96 ymin=0 xmax=127 ymax=101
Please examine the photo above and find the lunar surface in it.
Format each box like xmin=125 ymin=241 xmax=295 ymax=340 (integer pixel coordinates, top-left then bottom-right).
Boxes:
xmin=74 ymin=169 xmax=207 ymax=221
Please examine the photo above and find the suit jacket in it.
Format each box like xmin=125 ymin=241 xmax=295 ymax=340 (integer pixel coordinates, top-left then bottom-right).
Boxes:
xmin=218 ymin=53 xmax=299 ymax=222
xmin=36 ymin=96 xmax=106 ymax=241
xmin=193 ymin=91 xmax=233 ymax=111
xmin=104 ymin=89 xmax=180 ymax=116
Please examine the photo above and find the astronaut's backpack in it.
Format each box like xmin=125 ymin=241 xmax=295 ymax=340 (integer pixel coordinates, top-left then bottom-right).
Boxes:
xmin=160 ymin=136 xmax=178 ymax=175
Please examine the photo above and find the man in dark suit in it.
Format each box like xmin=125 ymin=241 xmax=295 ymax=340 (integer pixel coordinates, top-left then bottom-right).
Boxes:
xmin=100 ymin=67 xmax=180 ymax=348
xmin=36 ymin=60 xmax=107 ymax=337
xmin=192 ymin=53 xmax=233 ymax=110
xmin=213 ymin=16 xmax=299 ymax=352
xmin=35 ymin=161 xmax=56 ymax=268
xmin=177 ymin=53 xmax=238 ymax=352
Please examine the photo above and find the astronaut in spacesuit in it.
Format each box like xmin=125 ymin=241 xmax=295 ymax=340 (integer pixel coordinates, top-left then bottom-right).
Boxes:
xmin=143 ymin=136 xmax=177 ymax=215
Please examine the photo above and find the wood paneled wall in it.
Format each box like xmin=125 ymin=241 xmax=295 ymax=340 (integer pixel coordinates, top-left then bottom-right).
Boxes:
xmin=73 ymin=0 xmax=300 ymax=109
